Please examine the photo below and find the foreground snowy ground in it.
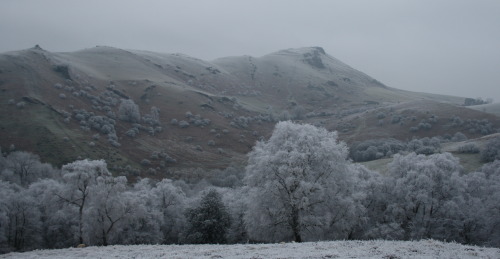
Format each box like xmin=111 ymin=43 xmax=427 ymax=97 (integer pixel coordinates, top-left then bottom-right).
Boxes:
xmin=2 ymin=240 xmax=499 ymax=259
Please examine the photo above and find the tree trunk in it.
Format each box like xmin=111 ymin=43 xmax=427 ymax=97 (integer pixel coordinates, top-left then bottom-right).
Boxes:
xmin=78 ymin=205 xmax=84 ymax=244
xmin=291 ymin=207 xmax=302 ymax=242
xmin=102 ymin=229 xmax=108 ymax=246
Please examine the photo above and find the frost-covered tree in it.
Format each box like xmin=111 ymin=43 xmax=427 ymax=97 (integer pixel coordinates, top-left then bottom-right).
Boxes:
xmin=383 ymin=152 xmax=466 ymax=241
xmin=57 ymin=159 xmax=110 ymax=245
xmin=462 ymin=160 xmax=500 ymax=246
xmin=0 ymin=181 xmax=41 ymax=251
xmin=184 ymin=189 xmax=230 ymax=244
xmin=26 ymin=179 xmax=72 ymax=249
xmin=4 ymin=151 xmax=53 ymax=186
xmin=84 ymin=175 xmax=131 ymax=246
xmin=118 ymin=99 xmax=141 ymax=123
xmin=222 ymin=187 xmax=248 ymax=243
xmin=244 ymin=121 xmax=362 ymax=242
xmin=117 ymin=179 xmax=163 ymax=245
xmin=151 ymin=179 xmax=186 ymax=243
xmin=481 ymin=136 xmax=500 ymax=162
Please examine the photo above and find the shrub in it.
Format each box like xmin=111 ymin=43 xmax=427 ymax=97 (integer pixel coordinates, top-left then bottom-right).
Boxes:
xmin=391 ymin=115 xmax=402 ymax=124
xmin=178 ymin=120 xmax=190 ymax=128
xmin=16 ymin=101 xmax=26 ymax=109
xmin=451 ymin=132 xmax=468 ymax=142
xmin=125 ymin=127 xmax=139 ymax=137
xmin=140 ymin=159 xmax=151 ymax=166
xmin=376 ymin=112 xmax=386 ymax=119
xmin=142 ymin=106 xmax=161 ymax=126
xmin=481 ymin=136 xmax=500 ymax=162
xmin=118 ymin=99 xmax=141 ymax=123
xmin=458 ymin=143 xmax=480 ymax=154
xmin=350 ymin=138 xmax=405 ymax=162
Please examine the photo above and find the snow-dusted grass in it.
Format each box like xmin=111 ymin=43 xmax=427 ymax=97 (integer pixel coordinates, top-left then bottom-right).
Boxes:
xmin=2 ymin=240 xmax=498 ymax=259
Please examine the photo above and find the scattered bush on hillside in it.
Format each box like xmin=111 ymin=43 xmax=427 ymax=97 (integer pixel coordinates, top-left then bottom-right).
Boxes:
xmin=391 ymin=115 xmax=402 ymax=124
xmin=458 ymin=143 xmax=480 ymax=154
xmin=417 ymin=121 xmax=432 ymax=130
xmin=407 ymin=137 xmax=441 ymax=155
xmin=350 ymin=137 xmax=442 ymax=162
xmin=142 ymin=106 xmax=160 ymax=126
xmin=140 ymin=159 xmax=151 ymax=166
xmin=125 ymin=127 xmax=140 ymax=138
xmin=170 ymin=118 xmax=178 ymax=125
xmin=151 ymin=150 xmax=176 ymax=164
xmin=108 ymin=134 xmax=120 ymax=147
xmin=72 ymin=108 xmax=119 ymax=146
xmin=218 ymin=111 xmax=234 ymax=119
xmin=16 ymin=101 xmax=26 ymax=109
xmin=463 ymin=119 xmax=495 ymax=135
xmin=481 ymin=136 xmax=500 ymax=162
xmin=118 ymin=99 xmax=141 ymax=123
xmin=376 ymin=112 xmax=386 ymax=119
xmin=191 ymin=115 xmax=211 ymax=127
xmin=451 ymin=132 xmax=468 ymax=142
xmin=231 ymin=116 xmax=252 ymax=129
xmin=178 ymin=120 xmax=190 ymax=128
xmin=450 ymin=116 xmax=464 ymax=127
xmin=350 ymin=138 xmax=405 ymax=162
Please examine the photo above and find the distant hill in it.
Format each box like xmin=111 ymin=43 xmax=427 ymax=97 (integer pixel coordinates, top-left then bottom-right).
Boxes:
xmin=0 ymin=45 xmax=498 ymax=178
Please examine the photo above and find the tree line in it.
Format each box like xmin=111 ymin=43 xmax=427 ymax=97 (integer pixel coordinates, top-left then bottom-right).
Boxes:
xmin=1 ymin=121 xmax=499 ymax=253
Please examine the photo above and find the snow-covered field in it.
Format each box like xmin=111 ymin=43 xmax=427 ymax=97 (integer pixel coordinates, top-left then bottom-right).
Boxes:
xmin=1 ymin=240 xmax=498 ymax=259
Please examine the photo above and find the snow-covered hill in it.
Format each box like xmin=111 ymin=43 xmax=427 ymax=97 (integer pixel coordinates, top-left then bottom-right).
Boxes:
xmin=2 ymin=240 xmax=498 ymax=259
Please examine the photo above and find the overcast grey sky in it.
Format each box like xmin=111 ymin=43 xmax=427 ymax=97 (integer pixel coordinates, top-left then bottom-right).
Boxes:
xmin=1 ymin=0 xmax=499 ymax=102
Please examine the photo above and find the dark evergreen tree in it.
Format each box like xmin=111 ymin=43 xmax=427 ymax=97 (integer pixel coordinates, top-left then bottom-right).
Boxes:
xmin=184 ymin=189 xmax=230 ymax=244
